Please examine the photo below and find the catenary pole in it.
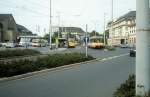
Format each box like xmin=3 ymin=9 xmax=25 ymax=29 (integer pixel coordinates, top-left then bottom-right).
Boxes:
xmin=136 ymin=0 xmax=150 ymax=96
xmin=49 ymin=0 xmax=52 ymax=49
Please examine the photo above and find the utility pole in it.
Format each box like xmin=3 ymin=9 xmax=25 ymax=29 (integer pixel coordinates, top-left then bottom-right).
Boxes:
xmin=136 ymin=0 xmax=150 ymax=96
xmin=85 ymin=24 xmax=88 ymax=57
xmin=49 ymin=0 xmax=52 ymax=49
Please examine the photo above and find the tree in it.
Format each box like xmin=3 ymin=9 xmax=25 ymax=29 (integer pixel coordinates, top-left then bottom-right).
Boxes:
xmin=90 ymin=30 xmax=100 ymax=37
xmin=43 ymin=32 xmax=59 ymax=43
xmin=103 ymin=30 xmax=109 ymax=44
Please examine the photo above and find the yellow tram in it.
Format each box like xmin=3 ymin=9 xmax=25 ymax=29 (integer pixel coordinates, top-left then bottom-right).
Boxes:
xmin=68 ymin=38 xmax=76 ymax=48
xmin=88 ymin=36 xmax=105 ymax=49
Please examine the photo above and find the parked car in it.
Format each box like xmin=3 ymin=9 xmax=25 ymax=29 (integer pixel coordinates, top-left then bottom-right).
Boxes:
xmin=120 ymin=44 xmax=128 ymax=48
xmin=1 ymin=42 xmax=7 ymax=47
xmin=130 ymin=49 xmax=136 ymax=57
xmin=128 ymin=44 xmax=136 ymax=49
xmin=5 ymin=42 xmax=17 ymax=48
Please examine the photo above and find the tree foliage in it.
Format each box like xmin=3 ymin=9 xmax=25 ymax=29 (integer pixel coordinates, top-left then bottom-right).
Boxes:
xmin=90 ymin=30 xmax=100 ymax=37
xmin=43 ymin=32 xmax=59 ymax=43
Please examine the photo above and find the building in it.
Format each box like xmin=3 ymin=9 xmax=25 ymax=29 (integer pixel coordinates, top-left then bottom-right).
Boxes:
xmin=0 ymin=14 xmax=18 ymax=42
xmin=17 ymin=24 xmax=33 ymax=36
xmin=0 ymin=14 xmax=35 ymax=43
xmin=53 ymin=26 xmax=85 ymax=41
xmin=107 ymin=11 xmax=136 ymax=46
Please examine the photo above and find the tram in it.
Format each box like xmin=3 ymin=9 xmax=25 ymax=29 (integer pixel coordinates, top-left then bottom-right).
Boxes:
xmin=88 ymin=36 xmax=105 ymax=49
xmin=68 ymin=38 xmax=76 ymax=48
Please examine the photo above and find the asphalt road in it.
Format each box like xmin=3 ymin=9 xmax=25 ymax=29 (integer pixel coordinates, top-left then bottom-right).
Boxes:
xmin=60 ymin=46 xmax=130 ymax=58
xmin=0 ymin=48 xmax=135 ymax=97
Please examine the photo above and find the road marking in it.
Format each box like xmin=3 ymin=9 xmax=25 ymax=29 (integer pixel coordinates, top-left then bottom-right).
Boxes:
xmin=97 ymin=53 xmax=129 ymax=62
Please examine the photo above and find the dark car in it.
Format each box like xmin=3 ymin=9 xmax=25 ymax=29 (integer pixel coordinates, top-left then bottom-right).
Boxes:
xmin=120 ymin=44 xmax=128 ymax=48
xmin=130 ymin=49 xmax=136 ymax=57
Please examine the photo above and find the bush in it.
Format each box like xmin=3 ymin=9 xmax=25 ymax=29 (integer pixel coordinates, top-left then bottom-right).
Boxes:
xmin=0 ymin=49 xmax=40 ymax=58
xmin=113 ymin=75 xmax=135 ymax=97
xmin=0 ymin=53 xmax=94 ymax=78
xmin=113 ymin=75 xmax=150 ymax=97
xmin=36 ymin=53 xmax=94 ymax=68
xmin=0 ymin=60 xmax=39 ymax=77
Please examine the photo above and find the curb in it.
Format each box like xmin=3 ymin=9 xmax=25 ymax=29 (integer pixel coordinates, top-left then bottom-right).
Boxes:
xmin=0 ymin=58 xmax=99 ymax=83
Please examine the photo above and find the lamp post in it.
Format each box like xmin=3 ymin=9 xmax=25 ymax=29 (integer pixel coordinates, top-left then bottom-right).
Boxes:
xmin=49 ymin=0 xmax=52 ymax=49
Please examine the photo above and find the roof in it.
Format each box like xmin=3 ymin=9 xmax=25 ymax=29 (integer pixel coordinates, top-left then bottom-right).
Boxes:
xmin=18 ymin=36 xmax=39 ymax=38
xmin=0 ymin=14 xmax=13 ymax=21
xmin=107 ymin=11 xmax=136 ymax=26
xmin=0 ymin=14 xmax=16 ymax=29
xmin=17 ymin=24 xmax=32 ymax=33
xmin=117 ymin=11 xmax=136 ymax=22
xmin=59 ymin=27 xmax=85 ymax=33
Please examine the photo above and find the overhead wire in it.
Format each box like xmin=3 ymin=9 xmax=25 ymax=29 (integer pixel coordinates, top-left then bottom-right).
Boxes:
xmin=0 ymin=0 xmax=50 ymax=17
xmin=23 ymin=0 xmax=50 ymax=9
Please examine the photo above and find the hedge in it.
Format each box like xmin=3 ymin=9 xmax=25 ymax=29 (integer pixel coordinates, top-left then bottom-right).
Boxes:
xmin=0 ymin=53 xmax=94 ymax=78
xmin=0 ymin=49 xmax=40 ymax=58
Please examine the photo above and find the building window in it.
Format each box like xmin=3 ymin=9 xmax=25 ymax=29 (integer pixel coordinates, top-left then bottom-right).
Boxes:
xmin=126 ymin=27 xmax=128 ymax=30
xmin=130 ymin=38 xmax=132 ymax=43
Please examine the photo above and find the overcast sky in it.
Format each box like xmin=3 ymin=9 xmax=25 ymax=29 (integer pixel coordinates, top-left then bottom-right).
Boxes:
xmin=0 ymin=0 xmax=136 ymax=36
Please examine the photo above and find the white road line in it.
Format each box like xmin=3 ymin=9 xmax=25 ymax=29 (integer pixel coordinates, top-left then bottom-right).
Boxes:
xmin=97 ymin=53 xmax=129 ymax=62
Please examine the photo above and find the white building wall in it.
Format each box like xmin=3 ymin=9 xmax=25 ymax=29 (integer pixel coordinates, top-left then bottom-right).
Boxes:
xmin=107 ymin=18 xmax=136 ymax=46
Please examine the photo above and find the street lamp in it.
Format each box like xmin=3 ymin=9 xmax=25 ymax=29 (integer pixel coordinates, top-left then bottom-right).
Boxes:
xmin=49 ymin=0 xmax=52 ymax=49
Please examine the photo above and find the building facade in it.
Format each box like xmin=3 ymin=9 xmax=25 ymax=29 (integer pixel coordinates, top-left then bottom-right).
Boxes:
xmin=107 ymin=11 xmax=136 ymax=46
xmin=53 ymin=26 xmax=85 ymax=41
xmin=0 ymin=14 xmax=18 ymax=42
